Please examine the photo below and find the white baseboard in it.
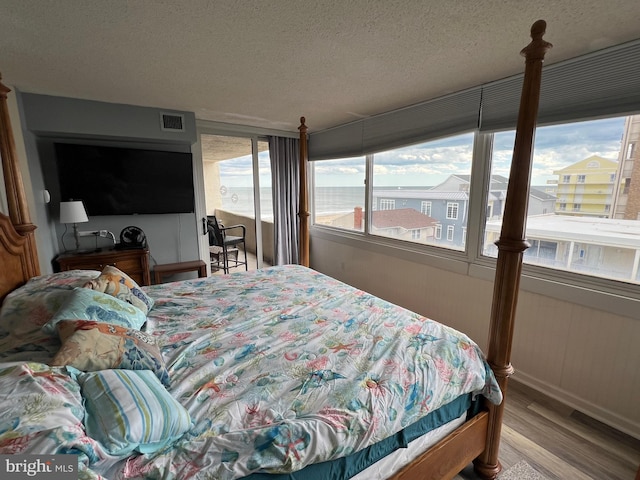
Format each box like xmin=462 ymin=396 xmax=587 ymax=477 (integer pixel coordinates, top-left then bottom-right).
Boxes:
xmin=511 ymin=371 xmax=640 ymax=441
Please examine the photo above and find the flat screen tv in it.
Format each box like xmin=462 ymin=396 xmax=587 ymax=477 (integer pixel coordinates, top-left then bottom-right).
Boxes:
xmin=54 ymin=143 xmax=195 ymax=216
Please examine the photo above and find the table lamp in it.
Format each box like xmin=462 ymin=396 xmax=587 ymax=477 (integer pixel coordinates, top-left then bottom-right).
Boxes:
xmin=60 ymin=200 xmax=89 ymax=250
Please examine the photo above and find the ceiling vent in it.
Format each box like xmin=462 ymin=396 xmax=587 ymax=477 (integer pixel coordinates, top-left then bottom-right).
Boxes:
xmin=160 ymin=113 xmax=185 ymax=132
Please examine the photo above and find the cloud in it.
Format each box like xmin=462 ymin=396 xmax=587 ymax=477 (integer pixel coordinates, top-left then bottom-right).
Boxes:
xmin=493 ymin=116 xmax=624 ymax=184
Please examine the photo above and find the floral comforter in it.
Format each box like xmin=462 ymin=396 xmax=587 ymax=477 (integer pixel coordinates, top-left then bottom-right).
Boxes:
xmin=0 ymin=265 xmax=501 ymax=479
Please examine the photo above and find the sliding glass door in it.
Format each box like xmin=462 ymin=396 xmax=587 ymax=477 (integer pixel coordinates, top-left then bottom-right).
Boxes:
xmin=200 ymin=134 xmax=273 ymax=271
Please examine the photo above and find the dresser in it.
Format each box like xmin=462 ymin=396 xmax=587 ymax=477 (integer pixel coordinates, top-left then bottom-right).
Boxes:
xmin=55 ymin=248 xmax=151 ymax=286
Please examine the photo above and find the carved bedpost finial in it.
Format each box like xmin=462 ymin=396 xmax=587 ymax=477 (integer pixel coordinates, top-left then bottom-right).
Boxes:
xmin=530 ymin=19 xmax=546 ymax=39
xmin=521 ymin=19 xmax=553 ymax=61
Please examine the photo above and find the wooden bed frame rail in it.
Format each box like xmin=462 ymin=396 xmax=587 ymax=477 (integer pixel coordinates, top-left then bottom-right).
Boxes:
xmin=0 ymin=20 xmax=550 ymax=480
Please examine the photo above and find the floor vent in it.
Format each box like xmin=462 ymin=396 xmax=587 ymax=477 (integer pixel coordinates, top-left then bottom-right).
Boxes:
xmin=160 ymin=113 xmax=185 ymax=132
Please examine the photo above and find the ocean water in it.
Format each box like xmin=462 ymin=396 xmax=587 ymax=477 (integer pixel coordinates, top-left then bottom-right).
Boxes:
xmin=219 ymin=186 xmax=366 ymax=219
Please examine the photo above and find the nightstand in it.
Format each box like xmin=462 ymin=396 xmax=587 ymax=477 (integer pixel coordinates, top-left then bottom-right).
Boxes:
xmin=55 ymin=248 xmax=151 ymax=286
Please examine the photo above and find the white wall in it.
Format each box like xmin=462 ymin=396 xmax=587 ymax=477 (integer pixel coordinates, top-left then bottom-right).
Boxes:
xmin=310 ymin=233 xmax=640 ymax=440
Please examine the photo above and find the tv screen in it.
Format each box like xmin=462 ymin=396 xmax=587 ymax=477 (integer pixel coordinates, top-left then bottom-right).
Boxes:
xmin=54 ymin=143 xmax=195 ymax=216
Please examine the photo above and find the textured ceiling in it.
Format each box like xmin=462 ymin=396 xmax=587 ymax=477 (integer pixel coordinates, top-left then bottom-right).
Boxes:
xmin=2 ymin=0 xmax=640 ymax=134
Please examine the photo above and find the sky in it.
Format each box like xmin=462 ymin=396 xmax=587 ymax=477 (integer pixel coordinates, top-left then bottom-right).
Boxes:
xmin=215 ymin=116 xmax=627 ymax=189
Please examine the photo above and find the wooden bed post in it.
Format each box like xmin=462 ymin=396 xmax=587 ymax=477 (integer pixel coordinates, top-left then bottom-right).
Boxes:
xmin=298 ymin=117 xmax=310 ymax=267
xmin=474 ymin=21 xmax=552 ymax=479
xmin=0 ymin=73 xmax=40 ymax=277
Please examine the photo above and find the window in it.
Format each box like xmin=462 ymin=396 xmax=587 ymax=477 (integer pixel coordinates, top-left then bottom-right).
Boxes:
xmin=446 ymin=202 xmax=459 ymax=220
xmin=312 ymin=114 xmax=640 ymax=294
xmin=627 ymin=142 xmax=636 ymax=159
xmin=380 ymin=199 xmax=395 ymax=210
xmin=484 ymin=116 xmax=639 ymax=284
xmin=312 ymin=156 xmax=366 ymax=232
xmin=369 ymin=133 xmax=473 ymax=250
xmin=446 ymin=225 xmax=454 ymax=241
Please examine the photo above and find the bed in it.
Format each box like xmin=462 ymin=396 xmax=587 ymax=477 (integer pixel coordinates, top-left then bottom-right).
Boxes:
xmin=0 ymin=21 xmax=551 ymax=480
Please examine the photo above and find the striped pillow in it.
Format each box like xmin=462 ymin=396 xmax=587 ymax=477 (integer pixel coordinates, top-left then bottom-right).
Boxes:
xmin=78 ymin=369 xmax=191 ymax=455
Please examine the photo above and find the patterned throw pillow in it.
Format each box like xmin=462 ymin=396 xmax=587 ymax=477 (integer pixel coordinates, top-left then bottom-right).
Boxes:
xmin=77 ymin=369 xmax=191 ymax=456
xmin=42 ymin=288 xmax=147 ymax=334
xmin=83 ymin=265 xmax=154 ymax=315
xmin=0 ymin=362 xmax=106 ymax=472
xmin=51 ymin=320 xmax=170 ymax=386
xmin=0 ymin=270 xmax=101 ymax=363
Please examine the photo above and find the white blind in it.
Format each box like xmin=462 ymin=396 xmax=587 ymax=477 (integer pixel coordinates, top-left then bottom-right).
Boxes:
xmin=361 ymin=88 xmax=481 ymax=154
xmin=307 ymin=121 xmax=364 ymax=160
xmin=481 ymin=39 xmax=640 ymax=132
xmin=309 ymin=88 xmax=481 ymax=160
xmin=309 ymin=38 xmax=640 ymax=159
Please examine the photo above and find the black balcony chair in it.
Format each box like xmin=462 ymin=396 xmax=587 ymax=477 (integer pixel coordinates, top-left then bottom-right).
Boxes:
xmin=207 ymin=215 xmax=248 ymax=274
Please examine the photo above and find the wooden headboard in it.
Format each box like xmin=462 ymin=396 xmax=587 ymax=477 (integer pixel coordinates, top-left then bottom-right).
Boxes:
xmin=0 ymin=74 xmax=40 ymax=302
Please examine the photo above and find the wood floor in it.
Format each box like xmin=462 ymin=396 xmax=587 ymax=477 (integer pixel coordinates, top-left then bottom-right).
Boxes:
xmin=454 ymin=380 xmax=640 ymax=480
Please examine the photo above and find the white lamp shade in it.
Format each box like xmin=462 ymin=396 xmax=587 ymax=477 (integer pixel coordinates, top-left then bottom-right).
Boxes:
xmin=60 ymin=200 xmax=89 ymax=224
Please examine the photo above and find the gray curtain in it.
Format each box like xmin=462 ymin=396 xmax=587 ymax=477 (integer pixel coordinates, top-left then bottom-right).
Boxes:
xmin=269 ymin=136 xmax=300 ymax=265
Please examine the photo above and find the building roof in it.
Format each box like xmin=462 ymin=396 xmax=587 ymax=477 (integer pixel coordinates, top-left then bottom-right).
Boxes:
xmin=374 ymin=190 xmax=469 ymax=201
xmin=372 ymin=208 xmax=439 ymax=230
xmin=486 ymin=214 xmax=640 ymax=248
xmin=553 ymin=155 xmax=618 ymax=174
xmin=374 ymin=173 xmax=555 ymax=201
